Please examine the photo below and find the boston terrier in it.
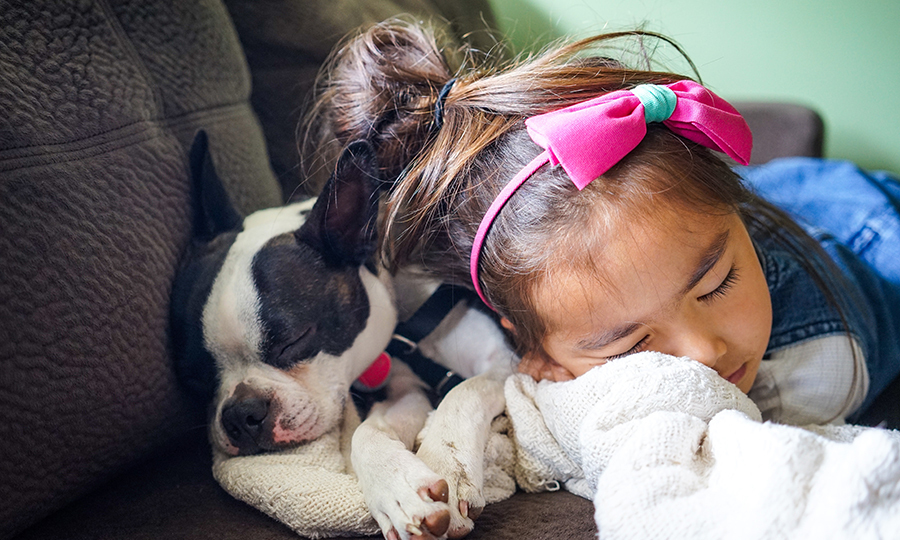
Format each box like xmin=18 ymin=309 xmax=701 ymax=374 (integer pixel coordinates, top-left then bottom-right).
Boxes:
xmin=170 ymin=132 xmax=515 ymax=540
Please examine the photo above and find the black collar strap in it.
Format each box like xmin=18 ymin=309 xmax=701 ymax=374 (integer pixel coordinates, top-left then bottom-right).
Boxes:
xmin=387 ymin=284 xmax=479 ymax=400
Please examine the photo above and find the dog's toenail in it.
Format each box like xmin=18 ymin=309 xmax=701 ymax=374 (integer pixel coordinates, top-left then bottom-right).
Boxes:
xmin=459 ymin=500 xmax=468 ymax=518
xmin=424 ymin=509 xmax=450 ymax=536
xmin=430 ymin=479 xmax=449 ymax=503
xmin=386 ymin=528 xmax=400 ymax=540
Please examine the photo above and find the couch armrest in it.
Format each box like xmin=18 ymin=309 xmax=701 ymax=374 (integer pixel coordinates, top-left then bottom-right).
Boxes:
xmin=733 ymin=102 xmax=825 ymax=164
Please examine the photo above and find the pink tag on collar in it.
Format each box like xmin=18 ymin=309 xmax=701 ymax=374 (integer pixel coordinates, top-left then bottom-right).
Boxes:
xmin=356 ymin=352 xmax=392 ymax=390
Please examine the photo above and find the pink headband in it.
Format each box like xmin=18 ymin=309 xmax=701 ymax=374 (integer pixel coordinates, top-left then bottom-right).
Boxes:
xmin=469 ymin=80 xmax=753 ymax=309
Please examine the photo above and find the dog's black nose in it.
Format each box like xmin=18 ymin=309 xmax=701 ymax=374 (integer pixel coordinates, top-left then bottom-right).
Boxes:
xmin=221 ymin=396 xmax=269 ymax=453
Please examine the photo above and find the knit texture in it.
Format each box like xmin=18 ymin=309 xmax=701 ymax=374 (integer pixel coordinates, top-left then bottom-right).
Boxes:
xmin=213 ymin=402 xmax=378 ymax=539
xmin=214 ymin=393 xmax=517 ymax=538
xmin=0 ymin=1 xmax=282 ymax=536
xmin=505 ymin=351 xmax=900 ymax=540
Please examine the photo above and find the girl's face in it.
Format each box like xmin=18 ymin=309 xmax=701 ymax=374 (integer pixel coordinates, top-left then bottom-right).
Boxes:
xmin=521 ymin=208 xmax=772 ymax=394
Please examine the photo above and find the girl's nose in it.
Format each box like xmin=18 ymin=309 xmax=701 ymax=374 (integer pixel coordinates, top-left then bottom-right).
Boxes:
xmin=672 ymin=328 xmax=727 ymax=371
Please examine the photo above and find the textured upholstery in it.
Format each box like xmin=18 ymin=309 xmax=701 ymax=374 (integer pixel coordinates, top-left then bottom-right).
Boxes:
xmin=733 ymin=101 xmax=826 ymax=165
xmin=0 ymin=1 xmax=281 ymax=537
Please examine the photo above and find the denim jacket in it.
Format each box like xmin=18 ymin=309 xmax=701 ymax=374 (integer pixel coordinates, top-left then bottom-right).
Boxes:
xmin=741 ymin=158 xmax=900 ymax=415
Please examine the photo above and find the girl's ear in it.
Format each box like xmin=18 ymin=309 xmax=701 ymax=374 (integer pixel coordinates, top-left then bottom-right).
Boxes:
xmin=504 ymin=318 xmax=576 ymax=382
xmin=517 ymin=350 xmax=576 ymax=382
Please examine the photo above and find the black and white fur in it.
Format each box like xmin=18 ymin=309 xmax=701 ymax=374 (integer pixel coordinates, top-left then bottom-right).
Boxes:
xmin=170 ymin=132 xmax=514 ymax=540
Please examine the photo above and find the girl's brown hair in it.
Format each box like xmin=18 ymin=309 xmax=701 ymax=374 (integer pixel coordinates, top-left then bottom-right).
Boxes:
xmin=304 ymin=19 xmax=856 ymax=362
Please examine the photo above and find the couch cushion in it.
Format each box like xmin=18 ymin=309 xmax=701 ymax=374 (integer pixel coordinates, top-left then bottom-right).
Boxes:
xmin=0 ymin=1 xmax=281 ymax=537
xmin=733 ymin=102 xmax=825 ymax=164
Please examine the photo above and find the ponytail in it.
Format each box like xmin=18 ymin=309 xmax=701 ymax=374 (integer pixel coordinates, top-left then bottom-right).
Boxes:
xmin=305 ymin=20 xmax=694 ymax=273
xmin=302 ymin=19 xmax=464 ymax=189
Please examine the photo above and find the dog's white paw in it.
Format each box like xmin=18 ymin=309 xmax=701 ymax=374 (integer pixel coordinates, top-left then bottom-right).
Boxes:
xmin=414 ymin=375 xmax=506 ymax=538
xmin=416 ymin=433 xmax=485 ymax=539
xmin=358 ymin=440 xmax=453 ymax=540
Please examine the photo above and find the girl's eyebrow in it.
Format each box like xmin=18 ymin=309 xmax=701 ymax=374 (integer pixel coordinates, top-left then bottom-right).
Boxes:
xmin=575 ymin=322 xmax=643 ymax=350
xmin=680 ymin=229 xmax=731 ymax=297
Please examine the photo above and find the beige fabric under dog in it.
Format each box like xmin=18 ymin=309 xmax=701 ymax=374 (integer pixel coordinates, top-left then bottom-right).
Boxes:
xmin=213 ymin=397 xmax=517 ymax=539
xmin=212 ymin=402 xmax=377 ymax=538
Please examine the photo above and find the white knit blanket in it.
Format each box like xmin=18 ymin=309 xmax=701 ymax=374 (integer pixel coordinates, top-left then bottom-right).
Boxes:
xmin=505 ymin=351 xmax=900 ymax=540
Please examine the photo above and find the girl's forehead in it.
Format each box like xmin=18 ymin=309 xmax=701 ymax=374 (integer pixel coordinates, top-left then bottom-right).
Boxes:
xmin=535 ymin=208 xmax=738 ymax=331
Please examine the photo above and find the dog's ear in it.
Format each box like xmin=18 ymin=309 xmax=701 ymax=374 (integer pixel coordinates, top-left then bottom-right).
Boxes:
xmin=189 ymin=130 xmax=243 ymax=240
xmin=170 ymin=130 xmax=242 ymax=399
xmin=296 ymin=140 xmax=380 ymax=266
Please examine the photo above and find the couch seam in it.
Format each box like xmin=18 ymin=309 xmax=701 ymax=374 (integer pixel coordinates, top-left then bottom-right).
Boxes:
xmin=0 ymin=103 xmax=250 ymax=172
xmin=97 ymin=0 xmax=166 ymax=119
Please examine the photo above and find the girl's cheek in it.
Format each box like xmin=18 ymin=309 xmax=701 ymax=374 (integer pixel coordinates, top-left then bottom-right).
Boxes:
xmin=518 ymin=352 xmax=576 ymax=382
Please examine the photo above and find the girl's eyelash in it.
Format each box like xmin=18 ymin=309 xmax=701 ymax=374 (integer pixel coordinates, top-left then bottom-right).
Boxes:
xmin=605 ymin=335 xmax=649 ymax=360
xmin=602 ymin=265 xmax=738 ymax=361
xmin=699 ymin=265 xmax=739 ymax=303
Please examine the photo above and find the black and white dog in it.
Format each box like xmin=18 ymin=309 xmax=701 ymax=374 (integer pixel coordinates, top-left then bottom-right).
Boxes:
xmin=170 ymin=132 xmax=514 ymax=540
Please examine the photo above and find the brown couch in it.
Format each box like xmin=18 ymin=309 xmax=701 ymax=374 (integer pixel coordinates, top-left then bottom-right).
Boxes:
xmin=2 ymin=1 xmax=897 ymax=539
xmin=0 ymin=1 xmax=596 ymax=539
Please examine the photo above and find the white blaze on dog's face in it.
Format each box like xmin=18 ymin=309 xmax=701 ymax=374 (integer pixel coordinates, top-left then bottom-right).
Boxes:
xmin=169 ymin=136 xmax=393 ymax=456
xmin=203 ymin=200 xmax=397 ymax=456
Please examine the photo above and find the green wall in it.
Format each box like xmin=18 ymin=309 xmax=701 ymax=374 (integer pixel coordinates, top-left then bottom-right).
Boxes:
xmin=487 ymin=0 xmax=900 ymax=174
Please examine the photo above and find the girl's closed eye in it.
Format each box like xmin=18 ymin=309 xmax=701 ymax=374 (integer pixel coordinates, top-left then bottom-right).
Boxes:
xmin=699 ymin=266 xmax=740 ymax=303
xmin=604 ymin=334 xmax=650 ymax=360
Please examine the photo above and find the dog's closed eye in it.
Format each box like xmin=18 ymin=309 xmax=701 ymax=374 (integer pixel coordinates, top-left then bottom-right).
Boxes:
xmin=271 ymin=325 xmax=317 ymax=368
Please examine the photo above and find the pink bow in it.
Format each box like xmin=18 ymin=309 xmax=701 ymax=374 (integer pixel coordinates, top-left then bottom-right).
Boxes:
xmin=526 ymin=80 xmax=752 ymax=189
xmin=470 ymin=80 xmax=753 ymax=309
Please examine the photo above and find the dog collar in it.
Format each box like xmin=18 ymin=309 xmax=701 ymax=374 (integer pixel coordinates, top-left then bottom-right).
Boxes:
xmin=385 ymin=284 xmax=480 ymax=402
xmin=354 ymin=352 xmax=392 ymax=391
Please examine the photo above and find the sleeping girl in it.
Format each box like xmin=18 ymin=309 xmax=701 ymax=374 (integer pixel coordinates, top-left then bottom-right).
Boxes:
xmin=308 ymin=19 xmax=900 ymax=427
